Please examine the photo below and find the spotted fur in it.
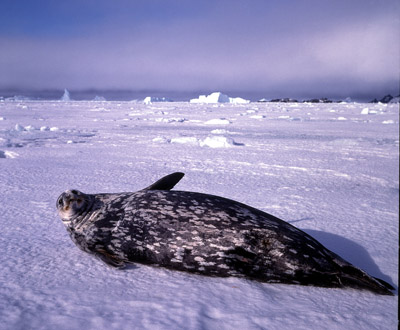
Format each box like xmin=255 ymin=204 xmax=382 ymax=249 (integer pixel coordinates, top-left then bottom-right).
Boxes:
xmin=56 ymin=172 xmax=394 ymax=295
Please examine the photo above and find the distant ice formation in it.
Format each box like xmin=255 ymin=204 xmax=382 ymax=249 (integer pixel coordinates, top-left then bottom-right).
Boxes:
xmin=190 ymin=92 xmax=250 ymax=104
xmin=370 ymin=94 xmax=399 ymax=104
xmin=60 ymin=89 xmax=71 ymax=101
xmin=4 ymin=95 xmax=32 ymax=101
xmin=268 ymin=98 xmax=299 ymax=103
xmin=143 ymin=96 xmax=172 ymax=104
xmin=93 ymin=95 xmax=106 ymax=101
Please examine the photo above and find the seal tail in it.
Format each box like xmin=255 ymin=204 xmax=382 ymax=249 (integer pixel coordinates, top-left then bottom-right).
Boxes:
xmin=339 ymin=265 xmax=395 ymax=295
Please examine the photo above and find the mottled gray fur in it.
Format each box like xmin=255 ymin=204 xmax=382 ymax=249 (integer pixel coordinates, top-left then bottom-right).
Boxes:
xmin=56 ymin=172 xmax=394 ymax=295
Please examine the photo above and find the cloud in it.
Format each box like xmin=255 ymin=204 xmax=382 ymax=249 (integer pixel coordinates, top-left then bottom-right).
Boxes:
xmin=0 ymin=0 xmax=399 ymax=99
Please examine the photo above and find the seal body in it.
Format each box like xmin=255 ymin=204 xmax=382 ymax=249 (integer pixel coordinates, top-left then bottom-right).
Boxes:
xmin=57 ymin=173 xmax=394 ymax=295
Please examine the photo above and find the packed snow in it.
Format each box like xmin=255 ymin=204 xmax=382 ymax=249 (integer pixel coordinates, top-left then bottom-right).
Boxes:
xmin=0 ymin=100 xmax=398 ymax=330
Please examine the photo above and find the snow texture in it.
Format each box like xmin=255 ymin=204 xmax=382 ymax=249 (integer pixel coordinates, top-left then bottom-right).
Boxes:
xmin=0 ymin=100 xmax=398 ymax=330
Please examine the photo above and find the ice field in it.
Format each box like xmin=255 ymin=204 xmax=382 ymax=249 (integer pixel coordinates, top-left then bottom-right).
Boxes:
xmin=0 ymin=99 xmax=398 ymax=329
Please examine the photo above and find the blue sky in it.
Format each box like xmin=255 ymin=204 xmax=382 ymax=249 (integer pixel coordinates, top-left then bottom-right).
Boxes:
xmin=0 ymin=0 xmax=399 ymax=99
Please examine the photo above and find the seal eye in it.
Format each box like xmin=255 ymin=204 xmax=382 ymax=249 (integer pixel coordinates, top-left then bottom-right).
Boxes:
xmin=57 ymin=197 xmax=63 ymax=208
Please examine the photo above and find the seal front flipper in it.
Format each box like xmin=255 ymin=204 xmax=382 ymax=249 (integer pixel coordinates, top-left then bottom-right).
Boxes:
xmin=143 ymin=172 xmax=185 ymax=191
xmin=93 ymin=248 xmax=127 ymax=269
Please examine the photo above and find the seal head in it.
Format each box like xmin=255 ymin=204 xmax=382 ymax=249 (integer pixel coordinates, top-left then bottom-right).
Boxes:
xmin=57 ymin=189 xmax=93 ymax=223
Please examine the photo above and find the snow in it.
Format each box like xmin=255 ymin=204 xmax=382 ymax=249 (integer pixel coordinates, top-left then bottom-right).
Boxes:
xmin=199 ymin=135 xmax=238 ymax=148
xmin=0 ymin=149 xmax=18 ymax=158
xmin=204 ymin=118 xmax=231 ymax=125
xmin=155 ymin=135 xmax=239 ymax=148
xmin=190 ymin=92 xmax=250 ymax=104
xmin=0 ymin=100 xmax=398 ymax=330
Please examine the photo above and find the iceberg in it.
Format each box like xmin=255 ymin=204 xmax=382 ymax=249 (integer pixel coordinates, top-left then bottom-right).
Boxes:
xmin=143 ymin=96 xmax=172 ymax=104
xmin=60 ymin=89 xmax=71 ymax=101
xmin=190 ymin=92 xmax=249 ymax=104
xmin=5 ymin=95 xmax=33 ymax=101
xmin=230 ymin=96 xmax=250 ymax=104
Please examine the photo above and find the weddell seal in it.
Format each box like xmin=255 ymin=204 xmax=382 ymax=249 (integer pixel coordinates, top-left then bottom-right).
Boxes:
xmin=56 ymin=172 xmax=394 ymax=295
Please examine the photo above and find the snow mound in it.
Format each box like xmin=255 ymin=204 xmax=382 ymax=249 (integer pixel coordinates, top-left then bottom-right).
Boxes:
xmin=143 ymin=96 xmax=172 ymax=104
xmin=170 ymin=137 xmax=199 ymax=145
xmin=15 ymin=124 xmax=25 ymax=131
xmin=152 ymin=136 xmax=171 ymax=143
xmin=250 ymin=115 xmax=266 ymax=119
xmin=14 ymin=124 xmax=43 ymax=132
xmin=190 ymin=92 xmax=250 ymax=104
xmin=154 ymin=135 xmax=241 ymax=148
xmin=200 ymin=136 xmax=239 ymax=148
xmin=0 ymin=150 xmax=19 ymax=158
xmin=155 ymin=117 xmax=187 ymax=123
xmin=361 ymin=107 xmax=380 ymax=115
xmin=211 ymin=129 xmax=228 ymax=134
xmin=204 ymin=118 xmax=231 ymax=125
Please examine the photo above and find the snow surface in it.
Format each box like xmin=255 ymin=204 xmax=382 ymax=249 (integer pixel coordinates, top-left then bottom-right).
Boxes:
xmin=0 ymin=100 xmax=398 ymax=330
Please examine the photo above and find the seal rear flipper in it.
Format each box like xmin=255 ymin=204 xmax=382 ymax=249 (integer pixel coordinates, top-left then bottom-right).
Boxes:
xmin=339 ymin=266 xmax=395 ymax=296
xmin=143 ymin=172 xmax=185 ymax=191
xmin=373 ymin=276 xmax=395 ymax=291
xmin=94 ymin=248 xmax=127 ymax=269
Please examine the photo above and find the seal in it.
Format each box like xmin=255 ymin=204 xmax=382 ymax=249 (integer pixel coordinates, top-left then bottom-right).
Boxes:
xmin=56 ymin=172 xmax=394 ymax=295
